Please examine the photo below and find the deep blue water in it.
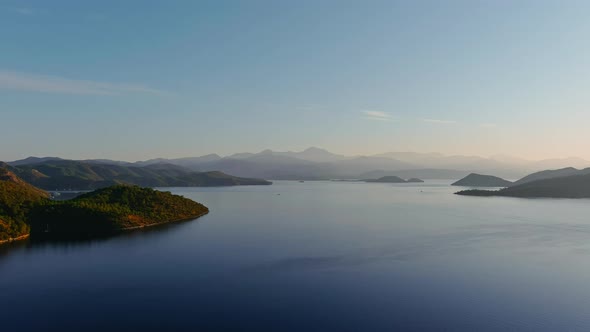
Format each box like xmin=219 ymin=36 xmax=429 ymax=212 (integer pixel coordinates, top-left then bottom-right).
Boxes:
xmin=2 ymin=181 xmax=590 ymax=331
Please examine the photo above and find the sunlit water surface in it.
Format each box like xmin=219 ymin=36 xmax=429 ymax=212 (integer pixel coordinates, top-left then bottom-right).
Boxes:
xmin=2 ymin=181 xmax=590 ymax=331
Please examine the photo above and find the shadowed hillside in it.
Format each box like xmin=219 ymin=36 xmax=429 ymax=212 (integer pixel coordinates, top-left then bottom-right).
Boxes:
xmin=512 ymin=167 xmax=590 ymax=186
xmin=0 ymin=163 xmax=210 ymax=243
xmin=452 ymin=173 xmax=513 ymax=187
xmin=29 ymin=185 xmax=209 ymax=238
xmin=456 ymin=173 xmax=590 ymax=198
xmin=0 ymin=166 xmax=49 ymax=242
xmin=6 ymin=160 xmax=271 ymax=190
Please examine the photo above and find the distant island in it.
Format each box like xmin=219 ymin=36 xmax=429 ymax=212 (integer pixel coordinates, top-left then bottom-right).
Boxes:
xmin=364 ymin=176 xmax=424 ymax=183
xmin=1 ymin=160 xmax=271 ymax=190
xmin=0 ymin=168 xmax=209 ymax=244
xmin=456 ymin=173 xmax=590 ymax=198
xmin=452 ymin=173 xmax=512 ymax=187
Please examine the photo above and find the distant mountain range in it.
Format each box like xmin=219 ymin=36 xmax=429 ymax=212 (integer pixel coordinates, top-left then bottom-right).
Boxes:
xmin=5 ymin=149 xmax=590 ymax=199
xmin=7 ymin=147 xmax=590 ymax=182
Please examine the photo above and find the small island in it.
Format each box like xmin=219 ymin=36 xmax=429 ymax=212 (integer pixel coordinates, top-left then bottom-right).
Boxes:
xmin=452 ymin=173 xmax=512 ymax=187
xmin=0 ymin=167 xmax=209 ymax=243
xmin=364 ymin=176 xmax=425 ymax=183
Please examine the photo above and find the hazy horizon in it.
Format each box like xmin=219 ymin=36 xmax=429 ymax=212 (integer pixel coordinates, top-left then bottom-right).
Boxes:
xmin=5 ymin=146 xmax=590 ymax=165
xmin=3 ymin=1 xmax=590 ymax=161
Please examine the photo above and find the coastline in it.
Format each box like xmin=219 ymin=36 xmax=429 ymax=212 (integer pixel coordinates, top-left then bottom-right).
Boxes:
xmin=120 ymin=210 xmax=210 ymax=231
xmin=1 ymin=211 xmax=210 ymax=246
xmin=0 ymin=233 xmax=30 ymax=245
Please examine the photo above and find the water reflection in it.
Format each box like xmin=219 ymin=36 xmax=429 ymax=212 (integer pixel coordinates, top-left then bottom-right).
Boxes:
xmin=3 ymin=181 xmax=590 ymax=331
xmin=245 ymin=221 xmax=590 ymax=273
xmin=0 ymin=216 xmax=203 ymax=260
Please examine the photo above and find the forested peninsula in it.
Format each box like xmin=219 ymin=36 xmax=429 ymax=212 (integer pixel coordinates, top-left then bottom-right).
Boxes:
xmin=0 ymin=168 xmax=208 ymax=243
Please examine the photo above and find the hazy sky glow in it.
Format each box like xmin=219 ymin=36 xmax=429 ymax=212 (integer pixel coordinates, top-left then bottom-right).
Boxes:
xmin=2 ymin=0 xmax=590 ymax=161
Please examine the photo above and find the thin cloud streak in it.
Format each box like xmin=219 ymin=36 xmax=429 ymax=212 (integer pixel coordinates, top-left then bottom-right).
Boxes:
xmin=0 ymin=70 xmax=168 ymax=96
xmin=362 ymin=110 xmax=394 ymax=122
xmin=362 ymin=116 xmax=393 ymax=122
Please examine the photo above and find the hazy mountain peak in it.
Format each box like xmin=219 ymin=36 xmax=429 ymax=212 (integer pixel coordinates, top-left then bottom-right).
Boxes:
xmin=303 ymin=147 xmax=330 ymax=153
xmin=8 ymin=156 xmax=64 ymax=166
xmin=490 ymin=154 xmax=529 ymax=162
xmin=230 ymin=147 xmax=349 ymax=163
xmin=296 ymin=147 xmax=347 ymax=162
xmin=452 ymin=173 xmax=513 ymax=187
xmin=228 ymin=152 xmax=255 ymax=159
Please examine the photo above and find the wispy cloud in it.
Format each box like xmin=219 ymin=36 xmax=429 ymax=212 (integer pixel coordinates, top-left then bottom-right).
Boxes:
xmin=422 ymin=118 xmax=457 ymax=124
xmin=0 ymin=70 xmax=168 ymax=96
xmin=362 ymin=110 xmax=394 ymax=122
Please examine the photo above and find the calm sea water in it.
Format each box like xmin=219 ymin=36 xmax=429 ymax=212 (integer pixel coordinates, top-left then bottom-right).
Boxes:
xmin=2 ymin=181 xmax=590 ymax=331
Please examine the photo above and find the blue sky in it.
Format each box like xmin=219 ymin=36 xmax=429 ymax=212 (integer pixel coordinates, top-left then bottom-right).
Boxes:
xmin=2 ymin=0 xmax=590 ymax=161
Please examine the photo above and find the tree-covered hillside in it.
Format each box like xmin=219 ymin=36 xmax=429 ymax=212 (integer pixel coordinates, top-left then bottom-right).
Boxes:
xmin=0 ymin=168 xmax=49 ymax=241
xmin=0 ymin=164 xmax=210 ymax=243
xmin=29 ymin=185 xmax=209 ymax=237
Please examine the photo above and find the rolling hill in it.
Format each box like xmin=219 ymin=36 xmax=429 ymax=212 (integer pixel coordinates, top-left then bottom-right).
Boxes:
xmin=3 ymin=160 xmax=271 ymax=190
xmin=29 ymin=185 xmax=209 ymax=237
xmin=456 ymin=173 xmax=590 ymax=198
xmin=512 ymin=167 xmax=590 ymax=186
xmin=452 ymin=173 xmax=513 ymax=187
xmin=0 ymin=167 xmax=49 ymax=242
xmin=0 ymin=164 xmax=212 ymax=242
xmin=364 ymin=176 xmax=406 ymax=183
